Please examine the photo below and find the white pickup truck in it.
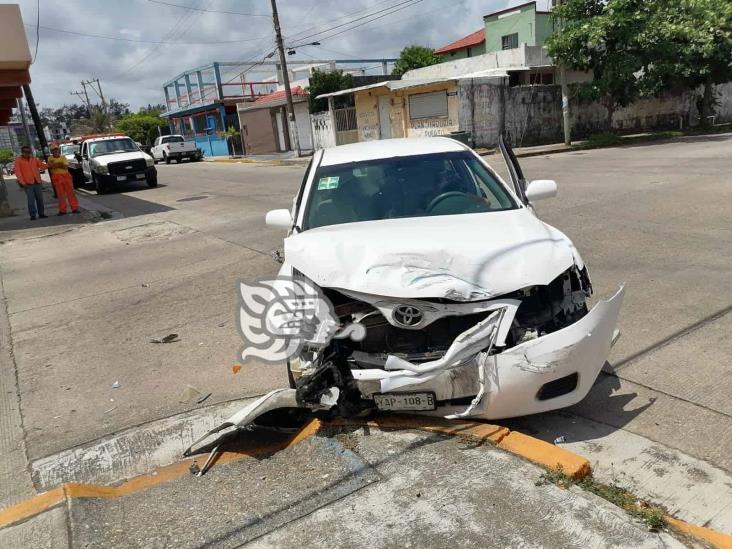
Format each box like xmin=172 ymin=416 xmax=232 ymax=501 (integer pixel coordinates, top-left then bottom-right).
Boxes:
xmin=150 ymin=135 xmax=202 ymax=164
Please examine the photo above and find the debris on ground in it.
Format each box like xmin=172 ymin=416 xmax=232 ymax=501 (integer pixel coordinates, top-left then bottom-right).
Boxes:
xmin=142 ymin=283 xmax=149 ymax=288
xmin=112 ymin=381 xmax=120 ymax=389
xmin=554 ymin=436 xmax=566 ymax=445
xmin=150 ymin=333 xmax=180 ymax=344
xmin=179 ymin=385 xmax=203 ymax=404
xmin=196 ymin=392 xmax=212 ymax=404
xmin=189 ymin=462 xmax=200 ymax=475
xmin=232 ymin=365 xmax=241 ymax=374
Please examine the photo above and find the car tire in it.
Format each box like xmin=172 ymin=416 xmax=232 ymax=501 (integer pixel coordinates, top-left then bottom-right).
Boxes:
xmin=93 ymin=173 xmax=108 ymax=195
xmin=164 ymin=152 xmax=170 ymax=165
xmin=146 ymin=174 xmax=158 ymax=188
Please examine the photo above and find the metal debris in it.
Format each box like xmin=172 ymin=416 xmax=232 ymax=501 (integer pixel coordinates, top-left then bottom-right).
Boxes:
xmin=150 ymin=333 xmax=180 ymax=344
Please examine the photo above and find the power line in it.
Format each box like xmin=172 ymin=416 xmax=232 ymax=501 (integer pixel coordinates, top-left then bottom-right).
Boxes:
xmin=290 ymin=0 xmax=424 ymax=48
xmin=32 ymin=0 xmax=40 ymax=62
xmin=285 ymin=0 xmax=396 ymax=41
xmin=147 ymin=0 xmax=270 ymax=17
xmin=24 ymin=24 xmax=268 ymax=45
xmin=288 ymin=0 xmax=419 ymax=45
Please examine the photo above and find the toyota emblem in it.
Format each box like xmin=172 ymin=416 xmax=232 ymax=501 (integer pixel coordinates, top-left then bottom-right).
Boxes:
xmin=392 ymin=305 xmax=423 ymax=328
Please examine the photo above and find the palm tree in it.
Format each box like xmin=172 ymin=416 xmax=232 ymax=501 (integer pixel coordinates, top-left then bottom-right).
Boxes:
xmin=75 ymin=107 xmax=113 ymax=134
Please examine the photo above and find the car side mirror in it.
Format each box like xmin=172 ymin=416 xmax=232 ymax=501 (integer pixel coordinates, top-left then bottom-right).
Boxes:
xmin=525 ymin=179 xmax=557 ymax=202
xmin=74 ymin=153 xmax=82 ymax=161
xmin=265 ymin=209 xmax=293 ymax=228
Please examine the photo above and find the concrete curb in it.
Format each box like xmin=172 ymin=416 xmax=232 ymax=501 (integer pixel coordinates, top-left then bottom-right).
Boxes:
xmin=327 ymin=414 xmax=590 ymax=479
xmin=327 ymin=415 xmax=732 ymax=548
xmin=0 ymin=418 xmax=322 ymax=530
xmin=205 ymin=158 xmax=309 ymax=167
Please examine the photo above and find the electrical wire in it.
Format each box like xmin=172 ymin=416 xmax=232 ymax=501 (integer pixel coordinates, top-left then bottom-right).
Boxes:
xmin=289 ymin=0 xmax=424 ymax=48
xmin=285 ymin=0 xmax=396 ymax=41
xmin=110 ymin=0 xmax=204 ymax=80
xmin=25 ymin=24 xmax=268 ymax=45
xmin=146 ymin=0 xmax=269 ymax=16
xmin=32 ymin=0 xmax=40 ymax=62
xmin=289 ymin=0 xmax=421 ymax=46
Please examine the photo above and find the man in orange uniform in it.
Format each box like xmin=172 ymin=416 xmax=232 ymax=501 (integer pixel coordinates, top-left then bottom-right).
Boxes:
xmin=14 ymin=145 xmax=48 ymax=220
xmin=47 ymin=145 xmax=80 ymax=215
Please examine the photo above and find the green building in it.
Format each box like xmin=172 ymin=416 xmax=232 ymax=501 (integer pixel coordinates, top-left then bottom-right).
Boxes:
xmin=435 ymin=1 xmax=555 ymax=59
xmin=484 ymin=1 xmax=555 ymax=53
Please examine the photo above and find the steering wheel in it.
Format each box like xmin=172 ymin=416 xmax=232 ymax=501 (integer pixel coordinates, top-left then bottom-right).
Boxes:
xmin=426 ymin=191 xmax=469 ymax=212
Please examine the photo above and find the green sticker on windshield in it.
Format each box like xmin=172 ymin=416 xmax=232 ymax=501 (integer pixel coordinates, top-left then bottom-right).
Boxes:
xmin=317 ymin=176 xmax=339 ymax=190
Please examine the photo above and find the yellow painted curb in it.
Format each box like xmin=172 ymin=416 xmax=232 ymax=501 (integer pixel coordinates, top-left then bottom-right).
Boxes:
xmin=327 ymin=414 xmax=590 ymax=478
xmin=0 ymin=418 xmax=322 ymax=530
xmin=497 ymin=431 xmax=591 ymax=479
xmin=666 ymin=516 xmax=732 ymax=549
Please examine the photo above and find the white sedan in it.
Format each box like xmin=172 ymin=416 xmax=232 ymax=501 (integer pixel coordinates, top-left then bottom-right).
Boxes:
xmin=186 ymin=137 xmax=624 ymax=456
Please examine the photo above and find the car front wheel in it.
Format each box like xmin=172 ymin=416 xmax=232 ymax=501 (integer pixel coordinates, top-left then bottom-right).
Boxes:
xmin=93 ymin=173 xmax=108 ymax=195
xmin=164 ymin=152 xmax=170 ymax=165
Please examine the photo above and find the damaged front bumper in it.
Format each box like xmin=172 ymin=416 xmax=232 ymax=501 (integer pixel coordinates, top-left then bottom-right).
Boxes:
xmin=352 ymin=286 xmax=624 ymax=420
xmin=185 ymin=286 xmax=624 ymax=463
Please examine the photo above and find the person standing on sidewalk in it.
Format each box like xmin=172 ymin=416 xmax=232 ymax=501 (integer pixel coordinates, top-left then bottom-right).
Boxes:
xmin=14 ymin=146 xmax=47 ymax=220
xmin=48 ymin=145 xmax=80 ymax=215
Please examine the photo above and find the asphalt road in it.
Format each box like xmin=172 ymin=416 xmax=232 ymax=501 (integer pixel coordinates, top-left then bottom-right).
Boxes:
xmin=0 ymin=135 xmax=730 ymax=480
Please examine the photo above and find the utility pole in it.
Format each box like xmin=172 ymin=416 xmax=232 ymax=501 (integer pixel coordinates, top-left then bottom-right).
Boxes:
xmin=270 ymin=0 xmax=301 ymax=157
xmin=556 ymin=0 xmax=571 ymax=145
xmin=84 ymin=78 xmax=112 ymax=130
xmin=79 ymin=80 xmax=92 ymax=114
xmin=23 ymin=85 xmax=50 ymax=161
xmin=17 ymin=97 xmax=33 ymax=152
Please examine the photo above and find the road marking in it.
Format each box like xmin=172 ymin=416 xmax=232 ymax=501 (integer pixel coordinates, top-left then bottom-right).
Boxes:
xmin=0 ymin=418 xmax=322 ymax=530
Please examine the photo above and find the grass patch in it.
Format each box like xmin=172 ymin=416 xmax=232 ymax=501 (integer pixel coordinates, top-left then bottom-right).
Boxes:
xmin=536 ymin=468 xmax=666 ymax=530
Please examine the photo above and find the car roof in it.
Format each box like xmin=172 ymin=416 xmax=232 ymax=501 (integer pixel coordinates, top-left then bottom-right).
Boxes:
xmin=319 ymin=137 xmax=467 ymax=166
xmin=84 ymin=136 xmax=131 ymax=143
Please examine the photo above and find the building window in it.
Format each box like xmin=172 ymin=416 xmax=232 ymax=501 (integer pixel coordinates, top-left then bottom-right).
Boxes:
xmin=409 ymin=90 xmax=448 ymax=120
xmin=502 ymin=33 xmax=519 ymax=50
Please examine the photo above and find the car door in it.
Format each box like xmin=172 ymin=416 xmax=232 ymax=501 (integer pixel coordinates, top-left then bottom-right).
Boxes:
xmin=498 ymin=135 xmax=528 ymax=205
xmin=81 ymin=142 xmax=91 ymax=180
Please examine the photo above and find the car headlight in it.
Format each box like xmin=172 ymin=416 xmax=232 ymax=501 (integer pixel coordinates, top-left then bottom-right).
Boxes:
xmin=145 ymin=157 xmax=154 ymax=167
xmin=93 ymin=163 xmax=108 ymax=175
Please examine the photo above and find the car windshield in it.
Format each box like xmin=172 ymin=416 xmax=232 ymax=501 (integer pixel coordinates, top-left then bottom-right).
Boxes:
xmin=303 ymin=151 xmax=517 ymax=230
xmin=163 ymin=136 xmax=184 ymax=143
xmin=60 ymin=144 xmax=79 ymax=155
xmin=89 ymin=138 xmax=138 ymax=157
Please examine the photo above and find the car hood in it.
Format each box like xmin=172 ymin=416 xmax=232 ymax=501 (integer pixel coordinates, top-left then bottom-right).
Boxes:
xmin=92 ymin=151 xmax=150 ymax=165
xmin=284 ymin=209 xmax=582 ymax=301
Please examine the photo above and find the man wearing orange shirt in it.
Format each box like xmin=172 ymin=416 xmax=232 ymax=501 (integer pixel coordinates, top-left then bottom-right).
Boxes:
xmin=48 ymin=145 xmax=80 ymax=215
xmin=14 ymin=145 xmax=48 ymax=220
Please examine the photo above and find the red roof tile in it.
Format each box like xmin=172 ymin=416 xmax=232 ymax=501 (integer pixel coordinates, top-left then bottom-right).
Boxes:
xmin=435 ymin=29 xmax=485 ymax=55
xmin=253 ymin=85 xmax=308 ymax=105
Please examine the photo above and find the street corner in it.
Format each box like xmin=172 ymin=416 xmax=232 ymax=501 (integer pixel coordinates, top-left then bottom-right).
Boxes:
xmin=3 ymin=411 xmax=729 ymax=548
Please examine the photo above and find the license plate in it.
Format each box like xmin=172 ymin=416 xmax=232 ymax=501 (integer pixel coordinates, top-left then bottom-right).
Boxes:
xmin=373 ymin=392 xmax=436 ymax=411
xmin=136 ymin=173 xmax=145 ymax=179
xmin=116 ymin=176 xmax=125 ymax=181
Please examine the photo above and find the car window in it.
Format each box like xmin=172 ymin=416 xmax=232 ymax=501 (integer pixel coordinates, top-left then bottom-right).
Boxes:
xmin=303 ymin=152 xmax=517 ymax=230
xmin=89 ymin=138 xmax=138 ymax=157
xmin=162 ymin=136 xmax=184 ymax=144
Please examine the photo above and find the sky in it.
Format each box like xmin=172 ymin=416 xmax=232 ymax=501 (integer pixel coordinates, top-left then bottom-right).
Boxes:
xmin=11 ymin=0 xmax=552 ymax=111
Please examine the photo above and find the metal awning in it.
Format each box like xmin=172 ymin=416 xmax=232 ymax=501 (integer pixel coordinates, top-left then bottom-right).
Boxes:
xmin=314 ymin=69 xmax=517 ymax=100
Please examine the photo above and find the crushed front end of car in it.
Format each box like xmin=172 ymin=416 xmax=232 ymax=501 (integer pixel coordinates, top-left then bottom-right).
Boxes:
xmin=288 ymin=265 xmax=624 ymax=421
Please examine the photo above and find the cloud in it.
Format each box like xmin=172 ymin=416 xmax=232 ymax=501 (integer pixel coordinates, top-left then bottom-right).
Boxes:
xmin=16 ymin=0 xmax=551 ymax=110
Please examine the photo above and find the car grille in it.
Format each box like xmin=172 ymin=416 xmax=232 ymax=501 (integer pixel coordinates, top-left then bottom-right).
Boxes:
xmin=107 ymin=159 xmax=146 ymax=175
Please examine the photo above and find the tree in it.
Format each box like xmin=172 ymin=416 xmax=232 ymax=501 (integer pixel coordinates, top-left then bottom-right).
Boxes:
xmin=0 ymin=149 xmax=14 ymax=217
xmin=392 ymin=45 xmax=440 ymax=77
xmin=547 ymin=0 xmax=732 ymax=128
xmin=0 ymin=149 xmax=14 ymax=170
xmin=115 ymin=111 xmax=168 ymax=145
xmin=76 ymin=108 xmax=114 ymax=135
xmin=307 ymin=69 xmax=355 ymax=113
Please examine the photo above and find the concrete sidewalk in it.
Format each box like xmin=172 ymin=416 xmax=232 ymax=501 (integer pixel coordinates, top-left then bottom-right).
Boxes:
xmin=0 ymin=176 xmax=106 ymax=235
xmin=0 ymin=420 xmax=688 ymax=548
